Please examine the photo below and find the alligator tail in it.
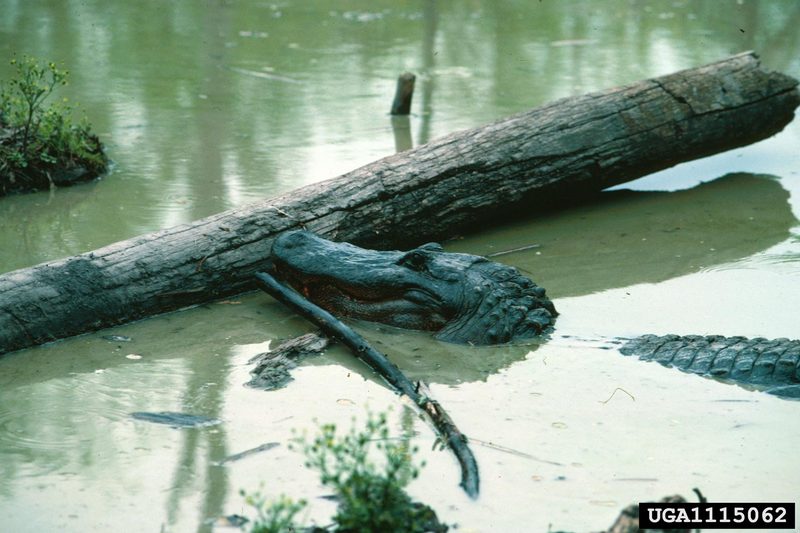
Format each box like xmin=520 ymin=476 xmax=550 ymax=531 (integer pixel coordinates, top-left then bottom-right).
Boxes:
xmin=619 ymin=334 xmax=800 ymax=398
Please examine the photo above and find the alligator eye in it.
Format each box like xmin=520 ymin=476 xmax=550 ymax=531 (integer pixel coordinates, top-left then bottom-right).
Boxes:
xmin=418 ymin=242 xmax=444 ymax=253
xmin=397 ymin=250 xmax=428 ymax=271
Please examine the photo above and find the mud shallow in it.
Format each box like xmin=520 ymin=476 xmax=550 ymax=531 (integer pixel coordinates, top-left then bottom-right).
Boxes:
xmin=1 ymin=1 xmax=799 ymax=531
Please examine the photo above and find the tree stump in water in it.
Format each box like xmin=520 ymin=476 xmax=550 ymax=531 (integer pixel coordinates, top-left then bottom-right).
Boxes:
xmin=390 ymin=72 xmax=416 ymax=115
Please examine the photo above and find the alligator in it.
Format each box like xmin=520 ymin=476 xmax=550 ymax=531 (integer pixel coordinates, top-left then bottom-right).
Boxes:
xmin=619 ymin=334 xmax=800 ymax=398
xmin=271 ymin=230 xmax=557 ymax=345
xmin=269 ymin=231 xmax=800 ymax=397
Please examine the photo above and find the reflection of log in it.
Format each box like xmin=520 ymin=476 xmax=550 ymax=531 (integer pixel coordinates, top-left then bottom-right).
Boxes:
xmin=253 ymin=271 xmax=480 ymax=498
xmin=450 ymin=173 xmax=796 ymax=298
xmin=0 ymin=52 xmax=798 ymax=356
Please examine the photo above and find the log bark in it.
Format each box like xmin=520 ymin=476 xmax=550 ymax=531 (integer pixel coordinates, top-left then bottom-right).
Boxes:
xmin=0 ymin=52 xmax=798 ymax=356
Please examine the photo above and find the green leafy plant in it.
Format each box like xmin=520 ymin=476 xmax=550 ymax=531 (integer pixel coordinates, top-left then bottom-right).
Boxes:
xmin=241 ymin=489 xmax=307 ymax=533
xmin=0 ymin=55 xmax=107 ymax=194
xmin=242 ymin=411 xmax=448 ymax=533
xmin=2 ymin=57 xmax=67 ymax=152
xmin=301 ymin=412 xmax=429 ymax=532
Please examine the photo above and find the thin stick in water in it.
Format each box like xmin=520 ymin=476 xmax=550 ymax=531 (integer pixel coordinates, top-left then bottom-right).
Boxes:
xmin=254 ymin=270 xmax=480 ymax=498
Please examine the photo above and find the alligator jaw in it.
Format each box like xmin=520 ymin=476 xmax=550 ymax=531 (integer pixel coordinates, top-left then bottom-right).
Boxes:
xmin=269 ymin=230 xmax=556 ymax=345
xmin=275 ymin=271 xmax=450 ymax=332
xmin=270 ymin=231 xmax=455 ymax=331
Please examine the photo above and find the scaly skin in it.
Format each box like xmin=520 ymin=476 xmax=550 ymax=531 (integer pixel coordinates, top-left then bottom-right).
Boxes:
xmin=270 ymin=231 xmax=799 ymax=398
xmin=620 ymin=334 xmax=800 ymax=397
xmin=271 ymin=230 xmax=557 ymax=345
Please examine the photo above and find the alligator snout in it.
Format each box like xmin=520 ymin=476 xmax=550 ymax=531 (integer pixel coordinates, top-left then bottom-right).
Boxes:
xmin=269 ymin=230 xmax=556 ymax=345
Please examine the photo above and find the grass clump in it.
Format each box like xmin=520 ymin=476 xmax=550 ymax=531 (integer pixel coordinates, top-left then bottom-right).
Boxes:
xmin=242 ymin=411 xmax=448 ymax=533
xmin=0 ymin=55 xmax=107 ymax=195
xmin=241 ymin=490 xmax=307 ymax=533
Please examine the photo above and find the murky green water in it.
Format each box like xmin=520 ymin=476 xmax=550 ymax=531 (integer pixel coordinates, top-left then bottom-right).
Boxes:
xmin=1 ymin=1 xmax=799 ymax=531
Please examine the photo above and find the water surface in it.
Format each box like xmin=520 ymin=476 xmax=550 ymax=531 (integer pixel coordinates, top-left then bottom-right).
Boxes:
xmin=1 ymin=1 xmax=799 ymax=532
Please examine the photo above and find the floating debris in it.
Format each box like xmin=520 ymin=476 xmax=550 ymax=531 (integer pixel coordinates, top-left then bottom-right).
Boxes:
xmin=599 ymin=387 xmax=636 ymax=404
xmin=215 ymin=442 xmax=280 ymax=465
xmin=102 ymin=334 xmax=132 ymax=343
xmin=247 ymin=333 xmax=328 ymax=391
xmin=205 ymin=514 xmax=249 ymax=528
xmin=485 ymin=243 xmax=541 ymax=258
xmin=224 ymin=65 xmax=300 ymax=84
xmin=130 ymin=411 xmax=222 ymax=428
xmin=550 ymin=39 xmax=597 ymax=47
xmin=468 ymin=437 xmax=564 ymax=466
xmin=238 ymin=30 xmax=268 ymax=38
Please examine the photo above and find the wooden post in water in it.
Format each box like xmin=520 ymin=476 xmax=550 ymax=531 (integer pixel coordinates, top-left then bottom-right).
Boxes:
xmin=390 ymin=72 xmax=416 ymax=115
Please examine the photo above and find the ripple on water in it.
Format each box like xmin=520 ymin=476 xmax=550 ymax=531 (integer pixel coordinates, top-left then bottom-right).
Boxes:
xmin=0 ymin=383 xmax=127 ymax=454
xmin=69 ymin=357 xmax=193 ymax=404
xmin=0 ymin=360 xmax=190 ymax=454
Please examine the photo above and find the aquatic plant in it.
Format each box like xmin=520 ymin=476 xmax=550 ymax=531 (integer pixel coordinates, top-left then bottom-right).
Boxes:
xmin=242 ymin=411 xmax=448 ymax=532
xmin=0 ymin=55 xmax=107 ymax=195
xmin=241 ymin=490 xmax=307 ymax=533
xmin=300 ymin=411 xmax=447 ymax=533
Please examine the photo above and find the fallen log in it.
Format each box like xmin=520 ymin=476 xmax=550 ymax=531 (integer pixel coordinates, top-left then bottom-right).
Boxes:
xmin=0 ymin=52 xmax=798 ymax=355
xmin=253 ymin=271 xmax=480 ymax=498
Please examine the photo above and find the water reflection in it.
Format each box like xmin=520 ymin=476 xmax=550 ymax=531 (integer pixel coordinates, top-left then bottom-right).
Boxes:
xmin=417 ymin=0 xmax=438 ymax=145
xmin=302 ymin=326 xmax=544 ymax=387
xmin=1 ymin=1 xmax=798 ymax=274
xmin=449 ymin=173 xmax=796 ymax=297
xmin=390 ymin=115 xmax=413 ymax=153
xmin=1 ymin=1 xmax=799 ymax=531
xmin=2 ymin=174 xmax=792 ymax=390
xmin=0 ymin=301 xmax=266 ymax=530
xmin=162 ymin=349 xmax=229 ymax=532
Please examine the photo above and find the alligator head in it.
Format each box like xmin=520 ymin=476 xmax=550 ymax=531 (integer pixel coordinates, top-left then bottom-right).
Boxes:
xmin=270 ymin=230 xmax=557 ymax=345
